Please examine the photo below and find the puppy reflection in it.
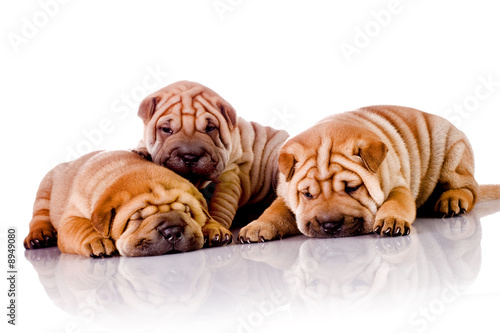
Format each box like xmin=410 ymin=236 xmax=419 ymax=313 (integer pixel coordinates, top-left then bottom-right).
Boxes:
xmin=24 ymin=247 xmax=215 ymax=327
xmin=287 ymin=215 xmax=481 ymax=314
xmin=239 ymin=213 xmax=482 ymax=318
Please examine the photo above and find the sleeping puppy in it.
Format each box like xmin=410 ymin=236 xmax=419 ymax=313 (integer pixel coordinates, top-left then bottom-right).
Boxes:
xmin=24 ymin=150 xmax=232 ymax=257
xmin=239 ymin=105 xmax=500 ymax=241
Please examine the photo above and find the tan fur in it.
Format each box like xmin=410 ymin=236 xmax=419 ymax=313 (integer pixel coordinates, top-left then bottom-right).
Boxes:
xmin=24 ymin=151 xmax=232 ymax=257
xmin=239 ymin=105 xmax=500 ymax=241
xmin=136 ymin=81 xmax=289 ymax=229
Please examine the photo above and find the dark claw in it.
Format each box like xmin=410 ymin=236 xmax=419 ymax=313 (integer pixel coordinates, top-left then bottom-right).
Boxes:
xmin=210 ymin=234 xmax=221 ymax=246
xmin=393 ymin=227 xmax=401 ymax=236
xmin=403 ymin=226 xmax=411 ymax=236
xmin=460 ymin=208 xmax=467 ymax=214
xmin=222 ymin=234 xmax=231 ymax=245
xmin=31 ymin=240 xmax=41 ymax=249
xmin=373 ymin=226 xmax=381 ymax=234
xmin=44 ymin=235 xmax=56 ymax=246
xmin=90 ymin=253 xmax=108 ymax=259
xmin=383 ymin=228 xmax=392 ymax=236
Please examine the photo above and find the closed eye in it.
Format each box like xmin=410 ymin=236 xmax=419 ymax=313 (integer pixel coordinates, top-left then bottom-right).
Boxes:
xmin=302 ymin=191 xmax=314 ymax=199
xmin=345 ymin=184 xmax=361 ymax=194
xmin=205 ymin=125 xmax=217 ymax=133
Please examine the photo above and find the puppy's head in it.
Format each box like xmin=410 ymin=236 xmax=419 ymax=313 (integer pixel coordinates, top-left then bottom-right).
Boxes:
xmin=138 ymin=81 xmax=237 ymax=185
xmin=279 ymin=120 xmax=387 ymax=238
xmin=90 ymin=169 xmax=211 ymax=256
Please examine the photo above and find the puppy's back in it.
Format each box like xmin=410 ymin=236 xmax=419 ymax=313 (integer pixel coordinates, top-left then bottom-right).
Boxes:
xmin=337 ymin=106 xmax=474 ymax=207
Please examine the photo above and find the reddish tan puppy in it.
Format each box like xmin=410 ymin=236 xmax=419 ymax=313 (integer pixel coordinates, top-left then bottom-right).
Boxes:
xmin=135 ymin=81 xmax=289 ymax=229
xmin=24 ymin=151 xmax=231 ymax=257
xmin=239 ymin=106 xmax=500 ymax=241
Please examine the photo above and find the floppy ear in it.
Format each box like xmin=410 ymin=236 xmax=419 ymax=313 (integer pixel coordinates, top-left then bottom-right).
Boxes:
xmin=137 ymin=96 xmax=158 ymax=124
xmin=216 ymin=102 xmax=237 ymax=130
xmin=357 ymin=140 xmax=388 ymax=173
xmin=279 ymin=151 xmax=297 ymax=182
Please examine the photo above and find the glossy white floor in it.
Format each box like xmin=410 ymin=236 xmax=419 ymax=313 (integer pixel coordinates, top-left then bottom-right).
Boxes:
xmin=16 ymin=200 xmax=500 ymax=333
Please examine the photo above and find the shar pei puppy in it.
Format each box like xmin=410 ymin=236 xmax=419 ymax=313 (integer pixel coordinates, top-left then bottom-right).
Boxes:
xmin=135 ymin=81 xmax=289 ymax=229
xmin=24 ymin=150 xmax=231 ymax=257
xmin=239 ymin=105 xmax=500 ymax=242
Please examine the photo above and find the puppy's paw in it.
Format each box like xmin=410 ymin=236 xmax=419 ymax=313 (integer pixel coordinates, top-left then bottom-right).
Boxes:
xmin=202 ymin=221 xmax=232 ymax=247
xmin=435 ymin=189 xmax=474 ymax=217
xmin=82 ymin=238 xmax=118 ymax=258
xmin=238 ymin=220 xmax=282 ymax=243
xmin=24 ymin=225 xmax=58 ymax=249
xmin=373 ymin=216 xmax=411 ymax=237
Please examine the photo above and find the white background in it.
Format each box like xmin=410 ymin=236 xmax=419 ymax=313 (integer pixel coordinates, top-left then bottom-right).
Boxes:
xmin=1 ymin=0 xmax=500 ymax=331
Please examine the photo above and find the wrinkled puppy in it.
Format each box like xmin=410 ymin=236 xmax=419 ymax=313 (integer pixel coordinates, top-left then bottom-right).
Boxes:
xmin=239 ymin=105 xmax=500 ymax=242
xmin=24 ymin=151 xmax=232 ymax=257
xmin=135 ymin=81 xmax=289 ymax=229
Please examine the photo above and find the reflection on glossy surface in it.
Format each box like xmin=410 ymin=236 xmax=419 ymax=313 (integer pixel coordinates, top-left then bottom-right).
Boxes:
xmin=25 ymin=206 xmax=489 ymax=332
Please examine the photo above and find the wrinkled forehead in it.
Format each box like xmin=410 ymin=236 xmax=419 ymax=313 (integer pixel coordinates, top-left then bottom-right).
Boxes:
xmin=298 ymin=160 xmax=361 ymax=189
xmin=156 ymin=84 xmax=221 ymax=116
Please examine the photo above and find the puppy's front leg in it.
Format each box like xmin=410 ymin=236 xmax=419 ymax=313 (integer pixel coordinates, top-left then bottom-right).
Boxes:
xmin=58 ymin=216 xmax=118 ymax=257
xmin=373 ymin=186 xmax=416 ymax=237
xmin=238 ymin=196 xmax=300 ymax=243
xmin=208 ymin=170 xmax=242 ymax=229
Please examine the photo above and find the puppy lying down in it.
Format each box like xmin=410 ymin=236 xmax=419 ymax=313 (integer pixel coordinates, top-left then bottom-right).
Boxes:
xmin=24 ymin=150 xmax=232 ymax=257
xmin=239 ymin=105 xmax=500 ymax=242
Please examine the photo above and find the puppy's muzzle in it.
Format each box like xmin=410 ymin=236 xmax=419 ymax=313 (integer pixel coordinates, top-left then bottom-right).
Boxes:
xmin=316 ymin=212 xmax=364 ymax=236
xmin=174 ymin=145 xmax=206 ymax=166
xmin=163 ymin=143 xmax=218 ymax=182
xmin=155 ymin=211 xmax=188 ymax=245
xmin=321 ymin=221 xmax=343 ymax=235
xmin=158 ymin=225 xmax=183 ymax=244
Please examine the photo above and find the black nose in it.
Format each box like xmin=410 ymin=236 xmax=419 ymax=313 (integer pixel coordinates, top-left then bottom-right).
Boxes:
xmin=321 ymin=221 xmax=343 ymax=234
xmin=158 ymin=225 xmax=183 ymax=244
xmin=181 ymin=153 xmax=201 ymax=164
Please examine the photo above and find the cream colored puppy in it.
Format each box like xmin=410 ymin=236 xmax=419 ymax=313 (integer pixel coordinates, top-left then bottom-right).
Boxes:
xmin=239 ymin=105 xmax=500 ymax=241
